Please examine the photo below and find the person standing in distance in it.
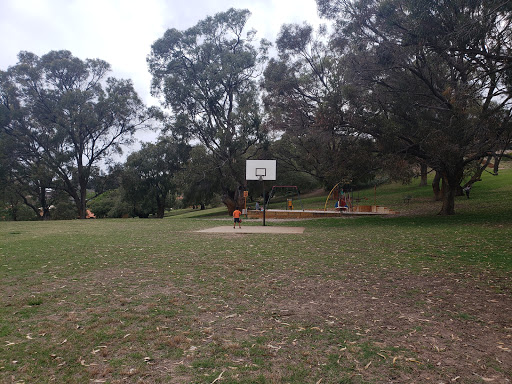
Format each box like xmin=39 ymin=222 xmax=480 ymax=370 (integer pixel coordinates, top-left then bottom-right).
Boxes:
xmin=233 ymin=207 xmax=242 ymax=229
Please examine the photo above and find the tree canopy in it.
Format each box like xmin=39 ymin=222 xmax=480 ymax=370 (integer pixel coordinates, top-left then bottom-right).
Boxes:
xmin=314 ymin=0 xmax=512 ymax=214
xmin=3 ymin=2 xmax=512 ymax=219
xmin=2 ymin=50 xmax=152 ymax=218
xmin=148 ymin=8 xmax=270 ymax=212
xmin=263 ymin=23 xmax=377 ymax=189
xmin=122 ymin=138 xmax=190 ymax=218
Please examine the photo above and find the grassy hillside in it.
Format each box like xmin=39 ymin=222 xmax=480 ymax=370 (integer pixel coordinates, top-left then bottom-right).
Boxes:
xmin=365 ymin=163 xmax=512 ymax=221
xmin=179 ymin=164 xmax=512 ymax=223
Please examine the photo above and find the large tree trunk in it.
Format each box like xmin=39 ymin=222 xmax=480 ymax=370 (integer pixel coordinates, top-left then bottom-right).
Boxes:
xmin=493 ymin=158 xmax=500 ymax=174
xmin=78 ymin=187 xmax=88 ymax=219
xmin=419 ymin=162 xmax=428 ymax=186
xmin=222 ymin=187 xmax=245 ymax=215
xmin=439 ymin=182 xmax=457 ymax=215
xmin=493 ymin=151 xmax=505 ymax=175
xmin=156 ymin=194 xmax=166 ymax=219
xmin=74 ymin=168 xmax=89 ymax=219
xmin=438 ymin=167 xmax=463 ymax=215
xmin=432 ymin=171 xmax=443 ymax=201
xmin=223 ymin=194 xmax=237 ymax=215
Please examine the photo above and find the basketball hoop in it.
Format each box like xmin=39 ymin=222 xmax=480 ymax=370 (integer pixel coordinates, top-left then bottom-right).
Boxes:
xmin=246 ymin=160 xmax=276 ymax=227
xmin=245 ymin=160 xmax=276 ymax=181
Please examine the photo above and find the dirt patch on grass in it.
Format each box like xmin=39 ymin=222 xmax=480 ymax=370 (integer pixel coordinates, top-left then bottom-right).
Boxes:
xmin=270 ymin=272 xmax=510 ymax=382
xmin=2 ymin=255 xmax=511 ymax=383
xmin=183 ymin=264 xmax=512 ymax=383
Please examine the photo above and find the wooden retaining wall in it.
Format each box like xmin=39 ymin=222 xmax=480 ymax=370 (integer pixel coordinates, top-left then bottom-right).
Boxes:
xmin=247 ymin=206 xmax=397 ymax=219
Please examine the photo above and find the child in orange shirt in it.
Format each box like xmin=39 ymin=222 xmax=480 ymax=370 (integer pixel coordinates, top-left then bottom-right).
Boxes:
xmin=233 ymin=208 xmax=242 ymax=228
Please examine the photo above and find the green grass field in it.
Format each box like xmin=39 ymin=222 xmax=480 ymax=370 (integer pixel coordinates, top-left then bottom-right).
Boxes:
xmin=1 ymin=168 xmax=511 ymax=383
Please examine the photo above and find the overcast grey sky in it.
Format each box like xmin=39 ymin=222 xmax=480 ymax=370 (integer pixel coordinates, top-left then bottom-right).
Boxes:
xmin=0 ymin=0 xmax=324 ymax=151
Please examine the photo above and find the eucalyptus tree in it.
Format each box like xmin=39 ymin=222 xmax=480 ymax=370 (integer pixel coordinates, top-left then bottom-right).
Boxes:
xmin=148 ymin=8 xmax=269 ymax=213
xmin=175 ymin=145 xmax=222 ymax=209
xmin=1 ymin=69 xmax=58 ymax=219
xmin=4 ymin=50 xmax=152 ymax=218
xmin=317 ymin=0 xmax=512 ymax=214
xmin=122 ymin=138 xmax=190 ymax=218
xmin=263 ymin=23 xmax=377 ymax=188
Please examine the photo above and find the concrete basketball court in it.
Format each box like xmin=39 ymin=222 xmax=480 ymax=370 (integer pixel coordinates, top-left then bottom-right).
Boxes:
xmin=197 ymin=226 xmax=305 ymax=234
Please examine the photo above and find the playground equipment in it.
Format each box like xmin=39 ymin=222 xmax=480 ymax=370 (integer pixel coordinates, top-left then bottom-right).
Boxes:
xmin=324 ymin=181 xmax=352 ymax=212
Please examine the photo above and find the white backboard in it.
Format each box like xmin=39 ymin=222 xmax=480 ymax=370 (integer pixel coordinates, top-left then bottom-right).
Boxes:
xmin=246 ymin=160 xmax=276 ymax=181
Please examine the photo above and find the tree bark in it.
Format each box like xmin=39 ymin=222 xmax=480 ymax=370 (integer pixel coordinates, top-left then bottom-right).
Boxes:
xmin=79 ymin=186 xmax=87 ymax=219
xmin=440 ymin=182 xmax=457 ymax=215
xmin=419 ymin=162 xmax=428 ymax=186
xmin=222 ymin=187 xmax=245 ymax=215
xmin=438 ymin=166 xmax=463 ymax=215
xmin=156 ymin=198 xmax=166 ymax=218
xmin=154 ymin=189 xmax=168 ymax=219
xmin=223 ymin=195 xmax=237 ymax=215
xmin=432 ymin=171 xmax=443 ymax=201
xmin=493 ymin=152 xmax=504 ymax=174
